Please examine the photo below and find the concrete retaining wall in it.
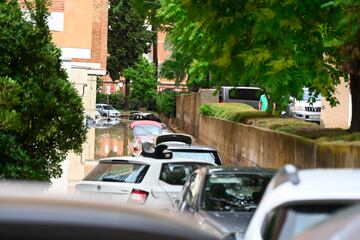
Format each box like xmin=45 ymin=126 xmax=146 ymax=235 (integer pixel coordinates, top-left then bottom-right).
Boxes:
xmin=199 ymin=115 xmax=360 ymax=169
xmin=176 ymin=89 xmax=218 ymax=138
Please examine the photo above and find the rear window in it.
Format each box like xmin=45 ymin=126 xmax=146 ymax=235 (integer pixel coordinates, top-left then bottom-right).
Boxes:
xmin=229 ymin=88 xmax=262 ymax=101
xmin=171 ymin=151 xmax=220 ymax=165
xmin=133 ymin=125 xmax=161 ymax=136
xmin=262 ymin=203 xmax=351 ymax=240
xmin=160 ymin=162 xmax=212 ymax=185
xmin=84 ymin=162 xmax=149 ymax=183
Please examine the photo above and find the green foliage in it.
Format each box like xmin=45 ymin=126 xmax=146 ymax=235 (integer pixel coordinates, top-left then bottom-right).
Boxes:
xmin=96 ymin=92 xmax=125 ymax=110
xmin=199 ymin=104 xmax=214 ymax=117
xmin=0 ymin=0 xmax=87 ymax=180
xmin=200 ymin=103 xmax=269 ymax=123
xmin=157 ymin=0 xmax=351 ymax=111
xmin=156 ymin=89 xmax=180 ymax=117
xmin=123 ymin=58 xmax=158 ymax=110
xmin=107 ymin=0 xmax=153 ymax=80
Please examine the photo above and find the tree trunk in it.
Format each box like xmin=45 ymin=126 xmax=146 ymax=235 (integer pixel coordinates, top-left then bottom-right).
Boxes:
xmin=350 ymin=72 xmax=360 ymax=132
xmin=152 ymin=23 xmax=158 ymax=75
xmin=124 ymin=77 xmax=130 ymax=111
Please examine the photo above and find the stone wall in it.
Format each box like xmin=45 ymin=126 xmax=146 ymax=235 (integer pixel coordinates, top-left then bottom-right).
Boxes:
xmin=198 ymin=115 xmax=360 ymax=169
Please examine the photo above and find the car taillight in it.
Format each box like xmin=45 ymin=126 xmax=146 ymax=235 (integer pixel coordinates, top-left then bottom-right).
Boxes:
xmin=128 ymin=189 xmax=149 ymax=205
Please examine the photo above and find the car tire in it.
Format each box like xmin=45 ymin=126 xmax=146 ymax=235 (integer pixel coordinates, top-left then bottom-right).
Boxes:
xmin=102 ymin=113 xmax=108 ymax=117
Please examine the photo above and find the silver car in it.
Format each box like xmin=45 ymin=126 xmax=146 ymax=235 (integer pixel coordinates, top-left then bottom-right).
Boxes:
xmin=96 ymin=103 xmax=121 ymax=118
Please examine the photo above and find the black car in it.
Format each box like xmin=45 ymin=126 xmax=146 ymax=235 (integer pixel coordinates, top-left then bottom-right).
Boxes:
xmin=154 ymin=134 xmax=223 ymax=165
xmin=175 ymin=166 xmax=276 ymax=240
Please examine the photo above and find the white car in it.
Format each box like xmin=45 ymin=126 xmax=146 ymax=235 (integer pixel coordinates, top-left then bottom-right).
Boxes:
xmin=75 ymin=149 xmax=216 ymax=211
xmin=244 ymin=164 xmax=360 ymax=240
xmin=288 ymin=88 xmax=321 ymax=122
xmin=96 ymin=103 xmax=121 ymax=118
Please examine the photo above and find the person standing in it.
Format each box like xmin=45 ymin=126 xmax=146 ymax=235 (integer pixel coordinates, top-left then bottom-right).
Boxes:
xmin=259 ymin=93 xmax=268 ymax=111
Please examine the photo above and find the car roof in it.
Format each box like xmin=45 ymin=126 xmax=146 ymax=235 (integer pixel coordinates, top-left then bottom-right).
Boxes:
xmin=130 ymin=120 xmax=162 ymax=129
xmin=220 ymin=86 xmax=263 ymax=90
xmin=99 ymin=156 xmax=217 ymax=165
xmin=264 ymin=168 xmax=360 ymax=206
xmin=206 ymin=166 xmax=276 ymax=175
xmin=0 ymin=191 xmax=216 ymax=240
xmin=162 ymin=143 xmax=218 ymax=151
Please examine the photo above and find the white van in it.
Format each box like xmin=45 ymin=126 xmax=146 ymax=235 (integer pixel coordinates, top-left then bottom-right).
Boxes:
xmin=288 ymin=88 xmax=321 ymax=122
xmin=219 ymin=86 xmax=263 ymax=109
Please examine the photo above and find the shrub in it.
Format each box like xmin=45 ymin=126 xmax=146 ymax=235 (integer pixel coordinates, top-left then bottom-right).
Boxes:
xmin=156 ymin=89 xmax=180 ymax=117
xmin=200 ymin=103 xmax=269 ymax=122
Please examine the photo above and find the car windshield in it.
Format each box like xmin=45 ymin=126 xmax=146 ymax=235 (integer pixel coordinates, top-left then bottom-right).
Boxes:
xmin=103 ymin=105 xmax=115 ymax=110
xmin=172 ymin=151 xmax=216 ymax=163
xmin=133 ymin=125 xmax=161 ymax=136
xmin=262 ymin=203 xmax=350 ymax=240
xmin=202 ymin=173 xmax=272 ymax=212
xmin=84 ymin=162 xmax=149 ymax=183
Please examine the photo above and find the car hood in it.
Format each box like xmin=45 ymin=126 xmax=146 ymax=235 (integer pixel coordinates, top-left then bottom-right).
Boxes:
xmin=200 ymin=211 xmax=253 ymax=235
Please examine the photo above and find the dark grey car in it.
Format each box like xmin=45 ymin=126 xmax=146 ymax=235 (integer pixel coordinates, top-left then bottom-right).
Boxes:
xmin=175 ymin=166 xmax=276 ymax=240
xmin=0 ymin=190 xmax=217 ymax=240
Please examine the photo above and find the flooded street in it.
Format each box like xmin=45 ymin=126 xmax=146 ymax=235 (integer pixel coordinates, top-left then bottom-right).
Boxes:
xmin=51 ymin=119 xmax=130 ymax=192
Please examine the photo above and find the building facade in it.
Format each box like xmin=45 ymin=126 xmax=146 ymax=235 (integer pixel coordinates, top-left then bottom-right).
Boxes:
xmin=41 ymin=0 xmax=109 ymax=190
xmin=321 ymin=79 xmax=352 ymax=129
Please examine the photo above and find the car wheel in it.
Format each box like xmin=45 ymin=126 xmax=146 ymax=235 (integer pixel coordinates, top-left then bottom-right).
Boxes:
xmin=102 ymin=113 xmax=107 ymax=117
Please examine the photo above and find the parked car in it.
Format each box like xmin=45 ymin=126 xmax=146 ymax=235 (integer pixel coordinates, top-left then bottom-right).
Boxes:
xmin=76 ymin=145 xmax=217 ymax=211
xmin=0 ymin=186 xmax=216 ymax=240
xmin=130 ymin=120 xmax=163 ymax=155
xmin=244 ymin=164 xmax=360 ymax=240
xmin=219 ymin=86 xmax=263 ymax=109
xmin=96 ymin=103 xmax=121 ymax=118
xmin=129 ymin=112 xmax=162 ymax=123
xmin=293 ymin=203 xmax=360 ymax=240
xmin=288 ymin=88 xmax=321 ymax=122
xmin=175 ymin=166 xmax=275 ymax=240
xmin=154 ymin=134 xmax=223 ymax=165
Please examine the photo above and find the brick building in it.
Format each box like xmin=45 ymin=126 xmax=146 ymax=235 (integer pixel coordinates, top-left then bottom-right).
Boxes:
xmin=46 ymin=0 xmax=108 ymax=118
xmin=33 ymin=0 xmax=109 ymax=190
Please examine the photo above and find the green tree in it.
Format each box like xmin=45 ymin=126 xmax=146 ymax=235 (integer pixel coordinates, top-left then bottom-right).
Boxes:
xmin=107 ymin=0 xmax=153 ymax=110
xmin=130 ymin=0 xmax=161 ymax=73
xmin=327 ymin=0 xmax=360 ymax=131
xmin=158 ymin=0 xmax=360 ymax=131
xmin=123 ymin=58 xmax=158 ymax=110
xmin=0 ymin=0 xmax=86 ymax=180
xmin=157 ymin=0 xmax=214 ymax=90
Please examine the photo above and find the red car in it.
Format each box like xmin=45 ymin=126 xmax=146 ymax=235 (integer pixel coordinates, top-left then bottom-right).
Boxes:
xmin=130 ymin=120 xmax=163 ymax=155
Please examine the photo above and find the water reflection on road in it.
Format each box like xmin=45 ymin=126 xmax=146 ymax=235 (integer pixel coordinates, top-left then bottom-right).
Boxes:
xmin=59 ymin=119 xmax=130 ymax=190
xmin=95 ymin=120 xmax=129 ymax=159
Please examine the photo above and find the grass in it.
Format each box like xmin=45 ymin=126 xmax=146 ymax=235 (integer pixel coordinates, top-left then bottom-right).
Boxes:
xmin=200 ymin=103 xmax=360 ymax=142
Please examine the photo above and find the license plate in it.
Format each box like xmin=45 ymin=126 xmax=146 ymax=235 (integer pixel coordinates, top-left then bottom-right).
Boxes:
xmin=309 ymin=115 xmax=320 ymax=119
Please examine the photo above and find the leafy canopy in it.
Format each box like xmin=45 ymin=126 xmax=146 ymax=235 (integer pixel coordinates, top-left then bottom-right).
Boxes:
xmin=107 ymin=0 xmax=153 ymax=80
xmin=0 ymin=0 xmax=87 ymax=180
xmin=123 ymin=58 xmax=158 ymax=109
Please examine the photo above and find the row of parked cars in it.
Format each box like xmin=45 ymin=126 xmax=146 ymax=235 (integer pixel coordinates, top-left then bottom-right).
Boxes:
xmin=74 ymin=116 xmax=360 ymax=240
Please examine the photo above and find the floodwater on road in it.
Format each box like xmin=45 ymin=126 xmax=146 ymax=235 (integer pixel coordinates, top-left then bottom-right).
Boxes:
xmin=51 ymin=119 xmax=130 ymax=192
